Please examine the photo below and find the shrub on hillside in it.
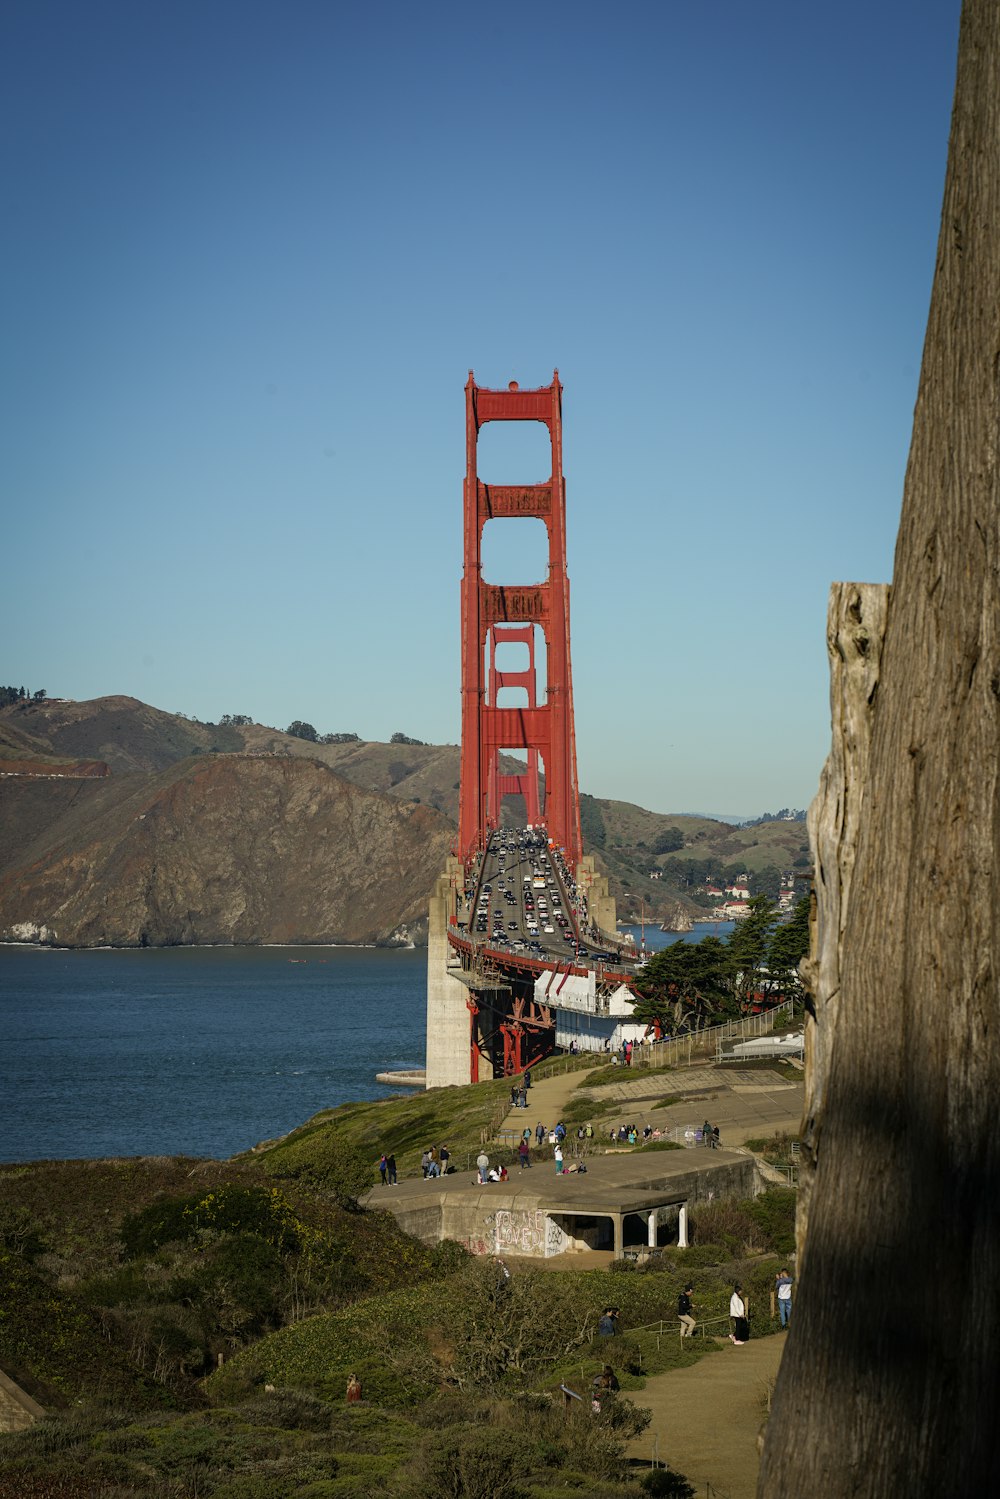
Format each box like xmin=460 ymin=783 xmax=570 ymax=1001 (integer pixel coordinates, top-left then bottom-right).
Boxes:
xmin=121 ymin=1184 xmax=300 ymax=1257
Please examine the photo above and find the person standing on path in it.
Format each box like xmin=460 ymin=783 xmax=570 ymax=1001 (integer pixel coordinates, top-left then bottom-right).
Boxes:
xmin=386 ymin=1153 xmax=397 ymax=1185
xmin=554 ymin=1141 xmax=564 ymax=1174
xmin=476 ymin=1150 xmax=489 ymax=1184
xmin=775 ymin=1267 xmax=793 ymax=1326
xmin=535 ymin=1121 xmax=546 ymax=1146
xmin=378 ymin=1153 xmax=388 ymax=1186
xmin=518 ymin=1137 xmax=532 ymax=1169
xmin=678 ymin=1283 xmax=696 ymax=1338
xmin=729 ymin=1283 xmax=749 ymax=1344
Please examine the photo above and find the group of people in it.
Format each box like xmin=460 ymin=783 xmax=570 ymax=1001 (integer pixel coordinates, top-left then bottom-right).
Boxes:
xmin=475 ymin=1151 xmax=509 ymax=1183
xmin=509 ymin=1072 xmax=532 ymax=1109
xmin=676 ymin=1269 xmax=793 ymax=1344
xmin=420 ymin=1145 xmax=451 ymax=1178
xmin=376 ymin=1153 xmax=397 ymax=1185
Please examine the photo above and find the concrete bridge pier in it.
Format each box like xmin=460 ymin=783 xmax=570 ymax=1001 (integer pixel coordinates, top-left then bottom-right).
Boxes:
xmin=425 ymin=860 xmax=469 ymax=1089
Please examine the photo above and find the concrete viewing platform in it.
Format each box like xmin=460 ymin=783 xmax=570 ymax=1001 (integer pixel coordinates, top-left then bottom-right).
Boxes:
xmin=374 ymin=1069 xmax=426 ymax=1088
xmin=363 ymin=1144 xmax=757 ymax=1261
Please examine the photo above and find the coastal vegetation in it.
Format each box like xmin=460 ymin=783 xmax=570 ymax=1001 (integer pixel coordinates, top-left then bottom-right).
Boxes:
xmin=632 ymin=893 xmax=810 ymax=1031
xmin=0 ymin=1062 xmax=797 ymax=1497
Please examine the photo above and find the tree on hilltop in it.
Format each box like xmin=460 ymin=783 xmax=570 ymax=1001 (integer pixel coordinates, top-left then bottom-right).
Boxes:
xmin=286 ymin=721 xmax=318 ymax=742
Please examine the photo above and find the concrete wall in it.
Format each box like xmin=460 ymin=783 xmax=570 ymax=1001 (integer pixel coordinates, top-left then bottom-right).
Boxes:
xmin=374 ymin=1156 xmax=759 ymax=1260
xmin=0 ymin=1367 xmax=44 ymax=1432
xmin=425 ymin=861 xmax=471 ymax=1089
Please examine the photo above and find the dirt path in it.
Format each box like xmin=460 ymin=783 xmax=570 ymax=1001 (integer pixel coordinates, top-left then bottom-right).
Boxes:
xmin=498 ymin=1066 xmax=590 ymax=1139
xmin=627 ymin=1332 xmax=785 ymax=1499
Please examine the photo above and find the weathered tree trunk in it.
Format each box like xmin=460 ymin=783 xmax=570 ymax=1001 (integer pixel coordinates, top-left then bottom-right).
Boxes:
xmin=759 ymin=3 xmax=1000 ymax=1494
xmin=797 ymin=583 xmax=888 ymax=1275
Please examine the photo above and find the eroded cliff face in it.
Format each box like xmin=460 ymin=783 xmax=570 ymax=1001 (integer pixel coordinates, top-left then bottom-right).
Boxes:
xmin=0 ymin=755 xmax=453 ymax=948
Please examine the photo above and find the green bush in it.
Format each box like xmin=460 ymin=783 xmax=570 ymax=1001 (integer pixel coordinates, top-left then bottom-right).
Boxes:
xmin=641 ymin=1467 xmax=696 ymax=1498
xmin=746 ymin=1189 xmax=797 ymax=1255
xmin=121 ymin=1184 xmax=301 ymax=1257
xmin=236 ymin=1389 xmax=334 ymax=1431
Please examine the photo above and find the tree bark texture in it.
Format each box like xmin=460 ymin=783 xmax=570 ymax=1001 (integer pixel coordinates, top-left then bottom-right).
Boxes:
xmin=760 ymin=3 xmax=1000 ymax=1494
xmin=797 ymin=583 xmax=888 ymax=1277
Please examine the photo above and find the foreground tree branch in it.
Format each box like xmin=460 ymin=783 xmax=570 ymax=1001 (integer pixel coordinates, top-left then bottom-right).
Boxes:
xmin=759 ymin=2 xmax=1000 ymax=1493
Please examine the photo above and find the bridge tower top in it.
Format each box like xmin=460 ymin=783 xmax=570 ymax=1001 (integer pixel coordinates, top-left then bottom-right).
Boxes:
xmin=458 ymin=371 xmax=583 ymax=868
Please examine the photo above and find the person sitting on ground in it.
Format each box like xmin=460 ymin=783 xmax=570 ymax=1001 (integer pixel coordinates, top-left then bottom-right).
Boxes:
xmin=346 ymin=1373 xmax=362 ymax=1403
xmin=642 ymin=1124 xmax=652 ymax=1140
xmin=591 ymin=1364 xmax=620 ymax=1412
xmin=488 ymin=1164 xmax=509 ymax=1182
xmin=617 ymin=1124 xmax=628 ymax=1143
xmin=627 ymin=1126 xmax=637 ymax=1145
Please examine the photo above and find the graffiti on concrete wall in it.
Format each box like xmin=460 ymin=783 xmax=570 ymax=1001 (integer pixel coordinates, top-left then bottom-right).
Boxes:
xmin=494 ymin=1208 xmax=548 ymax=1255
xmin=545 ymin=1217 xmax=569 ymax=1255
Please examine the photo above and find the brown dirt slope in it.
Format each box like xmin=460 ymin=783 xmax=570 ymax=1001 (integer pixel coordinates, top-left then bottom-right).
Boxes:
xmin=0 ymin=753 xmax=453 ymax=947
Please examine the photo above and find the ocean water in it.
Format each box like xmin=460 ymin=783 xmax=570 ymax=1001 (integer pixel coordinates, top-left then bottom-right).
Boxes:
xmin=0 ymin=945 xmax=427 ymax=1163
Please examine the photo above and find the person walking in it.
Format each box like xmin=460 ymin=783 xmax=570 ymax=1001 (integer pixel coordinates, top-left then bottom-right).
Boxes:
xmin=518 ymin=1137 xmax=532 ymax=1169
xmin=775 ymin=1267 xmax=793 ymax=1327
xmin=476 ymin=1150 xmax=489 ymax=1184
xmin=377 ymin=1153 xmax=388 ymax=1186
xmin=678 ymin=1283 xmax=696 ymax=1338
xmin=730 ymin=1283 xmax=749 ymax=1344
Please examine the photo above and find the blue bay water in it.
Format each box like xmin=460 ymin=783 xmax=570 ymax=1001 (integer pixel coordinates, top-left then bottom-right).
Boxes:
xmin=0 ymin=945 xmax=427 ymax=1163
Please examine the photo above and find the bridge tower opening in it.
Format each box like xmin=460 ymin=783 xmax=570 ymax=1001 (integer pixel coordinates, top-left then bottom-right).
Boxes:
xmin=458 ymin=371 xmax=583 ymax=866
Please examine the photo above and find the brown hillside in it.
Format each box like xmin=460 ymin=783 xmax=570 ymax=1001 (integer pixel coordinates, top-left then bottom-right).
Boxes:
xmin=0 ymin=695 xmax=809 ymax=944
xmin=0 ymin=695 xmax=244 ymax=772
xmin=0 ymin=754 xmax=453 ymax=948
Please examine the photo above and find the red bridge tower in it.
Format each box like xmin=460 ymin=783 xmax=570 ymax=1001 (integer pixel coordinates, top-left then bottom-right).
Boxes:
xmin=458 ymin=371 xmax=583 ymax=865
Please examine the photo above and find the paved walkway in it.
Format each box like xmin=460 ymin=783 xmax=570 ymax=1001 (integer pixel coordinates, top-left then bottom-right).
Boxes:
xmin=500 ymin=1064 xmax=802 ymax=1152
xmin=628 ymin=1331 xmax=786 ymax=1498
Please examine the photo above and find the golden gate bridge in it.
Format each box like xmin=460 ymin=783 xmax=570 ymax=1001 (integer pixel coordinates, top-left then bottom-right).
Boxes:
xmin=426 ymin=373 xmax=642 ymax=1087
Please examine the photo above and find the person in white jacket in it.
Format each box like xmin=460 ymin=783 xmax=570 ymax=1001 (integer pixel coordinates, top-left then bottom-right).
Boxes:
xmin=729 ymin=1283 xmax=749 ymax=1344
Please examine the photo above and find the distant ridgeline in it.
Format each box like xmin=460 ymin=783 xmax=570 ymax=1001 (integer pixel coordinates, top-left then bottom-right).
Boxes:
xmin=0 ymin=692 xmax=810 ymax=947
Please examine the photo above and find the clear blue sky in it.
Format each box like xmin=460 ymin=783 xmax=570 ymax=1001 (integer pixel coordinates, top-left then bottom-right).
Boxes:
xmin=2 ymin=0 xmax=961 ymax=818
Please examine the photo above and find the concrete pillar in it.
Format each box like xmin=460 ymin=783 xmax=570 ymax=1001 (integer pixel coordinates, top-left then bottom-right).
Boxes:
xmin=647 ymin=1208 xmax=658 ymax=1248
xmin=677 ymin=1202 xmax=689 ymax=1248
xmin=425 ymin=861 xmax=472 ymax=1089
xmin=613 ymin=1214 xmax=624 ymax=1259
xmin=576 ymin=856 xmax=618 ymax=938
